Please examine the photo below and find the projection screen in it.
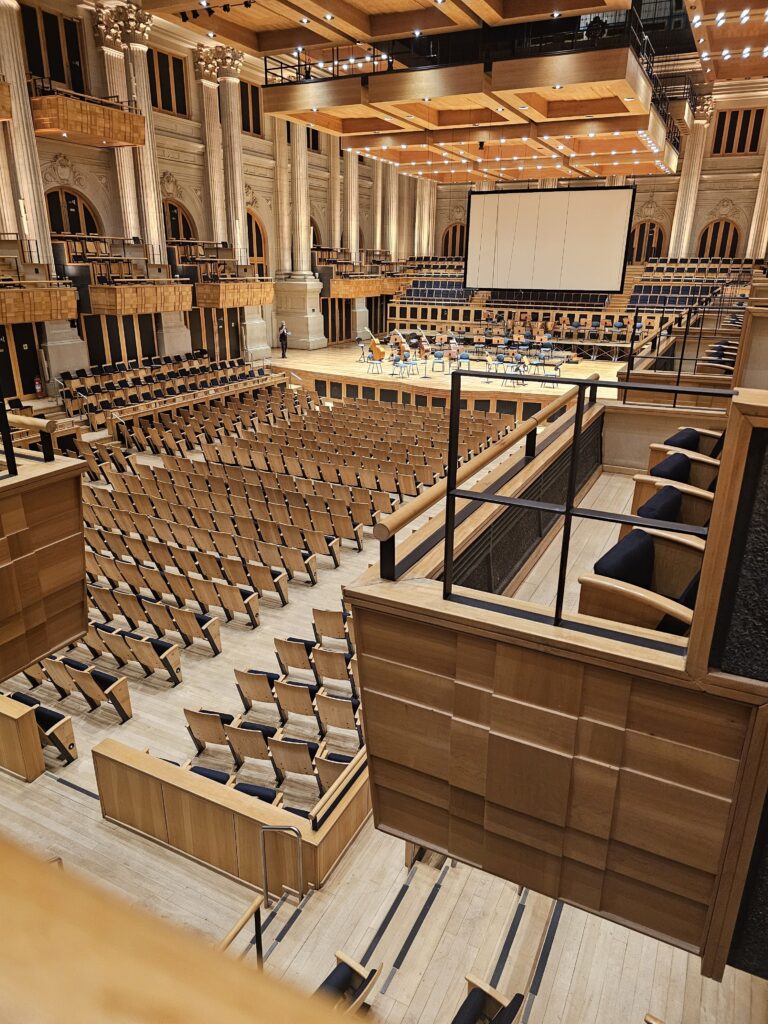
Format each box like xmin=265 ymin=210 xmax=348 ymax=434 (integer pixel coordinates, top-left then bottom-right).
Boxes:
xmin=464 ymin=187 xmax=635 ymax=293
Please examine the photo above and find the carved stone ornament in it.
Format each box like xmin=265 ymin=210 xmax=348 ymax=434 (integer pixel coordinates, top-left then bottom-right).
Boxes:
xmin=93 ymin=3 xmax=123 ymax=50
xmin=713 ymin=197 xmax=739 ymax=221
xmin=450 ymin=203 xmax=465 ymax=222
xmin=637 ymin=195 xmax=668 ymax=224
xmin=215 ymin=45 xmax=245 ymax=80
xmin=694 ymin=95 xmax=715 ymax=123
xmin=160 ymin=170 xmax=183 ymax=199
xmin=193 ymin=44 xmax=218 ymax=83
xmin=117 ymin=3 xmax=153 ymax=46
xmin=42 ymin=154 xmax=84 ymax=188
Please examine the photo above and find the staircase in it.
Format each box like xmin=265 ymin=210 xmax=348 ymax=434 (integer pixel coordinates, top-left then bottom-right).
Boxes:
xmin=604 ymin=263 xmax=646 ymax=312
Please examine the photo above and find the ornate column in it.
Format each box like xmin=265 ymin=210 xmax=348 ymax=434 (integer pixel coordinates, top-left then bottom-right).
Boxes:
xmin=93 ymin=3 xmax=140 ymax=239
xmin=342 ymin=147 xmax=359 ymax=257
xmin=273 ymin=120 xmax=326 ymax=349
xmin=215 ymin=46 xmax=247 ymax=259
xmin=193 ymin=46 xmax=226 ymax=243
xmin=272 ymin=117 xmax=292 ymax=277
xmin=747 ymin=145 xmax=768 ymax=258
xmin=414 ymin=177 xmax=430 ymax=255
xmin=0 ymin=0 xmax=54 ymax=266
xmin=0 ymin=0 xmax=88 ymax=382
xmin=384 ymin=162 xmax=399 ymax=258
xmin=425 ymin=179 xmax=437 ymax=256
xmin=397 ymin=174 xmax=413 ymax=260
xmin=371 ymin=158 xmax=383 ymax=251
xmin=329 ymin=138 xmax=341 ymax=250
xmin=605 ymin=175 xmax=627 ymax=187
xmin=668 ymin=102 xmax=713 ymax=257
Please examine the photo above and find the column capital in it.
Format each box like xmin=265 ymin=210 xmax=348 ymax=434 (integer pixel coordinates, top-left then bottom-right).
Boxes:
xmin=93 ymin=3 xmax=124 ymax=51
xmin=117 ymin=3 xmax=153 ymax=47
xmin=215 ymin=45 xmax=244 ymax=80
xmin=193 ymin=44 xmax=219 ymax=83
xmin=693 ymin=95 xmax=714 ymax=125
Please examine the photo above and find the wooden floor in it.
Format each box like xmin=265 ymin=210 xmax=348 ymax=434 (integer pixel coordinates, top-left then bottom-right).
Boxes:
xmin=1 ymin=456 xmax=766 ymax=1022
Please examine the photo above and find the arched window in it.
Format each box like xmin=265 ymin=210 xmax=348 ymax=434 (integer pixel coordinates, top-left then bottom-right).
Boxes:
xmin=441 ymin=222 xmax=466 ymax=258
xmin=246 ymin=209 xmax=268 ymax=278
xmin=629 ymin=220 xmax=666 ymax=262
xmin=698 ymin=219 xmax=740 ymax=258
xmin=163 ymin=199 xmax=196 ymax=241
xmin=45 ymin=187 xmax=101 ymax=236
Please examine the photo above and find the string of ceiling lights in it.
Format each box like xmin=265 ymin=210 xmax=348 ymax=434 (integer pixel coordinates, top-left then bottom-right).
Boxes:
xmin=179 ymin=0 xmax=255 ymax=23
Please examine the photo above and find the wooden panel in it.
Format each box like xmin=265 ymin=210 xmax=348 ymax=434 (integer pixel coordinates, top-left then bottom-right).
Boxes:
xmin=0 ymin=82 xmax=11 ymax=121
xmin=346 ymin=579 xmax=759 ymax=968
xmin=163 ymin=786 xmax=239 ymax=876
xmin=94 ymin=755 xmax=168 ymax=842
xmin=195 ymin=281 xmax=275 ymax=308
xmin=0 ymin=695 xmax=44 ymax=782
xmin=0 ymin=286 xmax=77 ymax=324
xmin=329 ymin=276 xmax=410 ymax=299
xmin=0 ymin=456 xmax=86 ymax=685
xmin=89 ymin=283 xmax=193 ymax=316
xmin=30 ymin=95 xmax=145 ymax=147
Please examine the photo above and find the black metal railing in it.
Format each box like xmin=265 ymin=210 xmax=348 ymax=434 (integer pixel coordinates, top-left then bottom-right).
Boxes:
xmin=0 ymin=396 xmax=17 ymax=476
xmin=28 ymin=76 xmax=138 ymax=113
xmin=439 ymin=371 xmax=732 ymax=633
xmin=0 ymin=398 xmax=57 ymax=478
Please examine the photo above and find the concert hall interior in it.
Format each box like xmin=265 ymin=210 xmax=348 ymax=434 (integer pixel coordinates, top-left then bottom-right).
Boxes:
xmin=3 ymin=0 xmax=768 ymax=1020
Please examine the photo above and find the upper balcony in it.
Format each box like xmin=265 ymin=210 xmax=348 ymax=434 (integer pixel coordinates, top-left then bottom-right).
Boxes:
xmin=0 ymin=233 xmax=77 ymax=322
xmin=28 ymin=77 xmax=145 ymax=148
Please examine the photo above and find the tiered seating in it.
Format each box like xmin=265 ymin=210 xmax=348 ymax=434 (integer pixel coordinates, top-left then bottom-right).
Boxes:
xmin=399 ymin=277 xmax=471 ymax=305
xmin=578 ymin=425 xmax=722 ymax=636
xmin=23 ymin=653 xmax=134 ymax=721
xmin=60 ymin=354 xmax=262 ymax=427
xmin=628 ymin=282 xmax=717 ymax=310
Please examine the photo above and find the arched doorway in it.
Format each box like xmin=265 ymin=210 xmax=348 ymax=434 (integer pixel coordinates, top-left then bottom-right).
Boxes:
xmin=45 ymin=187 xmax=101 ymax=235
xmin=309 ymin=218 xmax=322 ymax=248
xmin=441 ymin=222 xmax=466 ymax=258
xmin=629 ymin=220 xmax=667 ymax=262
xmin=697 ymin=219 xmax=740 ymax=258
xmin=246 ymin=209 xmax=269 ymax=278
xmin=162 ymin=199 xmax=197 ymax=241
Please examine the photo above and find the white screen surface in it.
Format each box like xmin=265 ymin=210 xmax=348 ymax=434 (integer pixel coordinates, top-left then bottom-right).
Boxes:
xmin=465 ymin=188 xmax=634 ymax=292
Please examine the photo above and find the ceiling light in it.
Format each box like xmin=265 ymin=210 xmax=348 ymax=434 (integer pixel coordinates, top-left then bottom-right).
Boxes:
xmin=324 ymin=12 xmax=333 ymax=19
xmin=413 ymin=28 xmax=421 ymax=36
xmin=496 ymin=106 xmax=503 ymax=113
xmin=553 ymin=83 xmax=562 ymax=90
xmin=715 ymin=10 xmax=726 ymax=25
xmin=423 ymin=96 xmax=430 ymax=101
xmin=743 ymin=47 xmax=751 ymax=58
xmin=317 ymin=61 xmax=324 ymax=68
xmin=300 ymin=15 xmax=309 ymax=22
xmin=207 ymin=29 xmax=215 ymax=36
xmin=519 ymin=104 xmax=528 ymax=110
xmin=552 ymin=10 xmax=560 ymax=16
xmin=62 ymin=132 xmax=68 ymax=137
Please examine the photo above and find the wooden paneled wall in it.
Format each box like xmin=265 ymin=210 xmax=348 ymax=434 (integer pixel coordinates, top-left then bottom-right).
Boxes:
xmin=89 ymin=283 xmax=193 ymax=316
xmin=93 ymin=741 xmax=371 ymax=897
xmin=0 ymin=695 xmax=44 ymax=782
xmin=0 ymin=286 xmax=78 ymax=324
xmin=30 ymin=95 xmax=145 ymax=147
xmin=330 ymin=277 xmax=409 ymax=299
xmin=195 ymin=281 xmax=275 ymax=308
xmin=346 ymin=580 xmax=764 ymax=968
xmin=0 ymin=455 xmax=86 ymax=685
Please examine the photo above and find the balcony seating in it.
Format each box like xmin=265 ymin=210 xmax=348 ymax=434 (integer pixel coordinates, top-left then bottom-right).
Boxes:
xmin=449 ymin=977 xmax=523 ymax=1024
xmin=6 ymin=691 xmax=77 ymax=764
xmin=316 ymin=952 xmax=382 ymax=1014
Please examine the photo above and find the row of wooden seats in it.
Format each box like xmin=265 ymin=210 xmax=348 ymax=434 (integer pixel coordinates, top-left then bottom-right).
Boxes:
xmin=0 ymin=688 xmax=78 ymax=765
xmin=107 ymin=466 xmax=356 ymax=560
xmin=86 ymin=538 xmax=261 ymax=634
xmin=82 ymin=620 xmax=183 ymax=685
xmin=24 ymin=654 xmax=134 ymax=721
xmin=87 ymin=485 xmax=322 ymax=585
xmin=578 ymin=426 xmax=722 ymax=636
xmin=232 ymin=429 xmax=453 ymax=472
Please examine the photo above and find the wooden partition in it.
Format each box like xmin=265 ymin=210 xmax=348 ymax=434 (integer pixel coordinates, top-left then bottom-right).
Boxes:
xmin=0 ymin=453 xmax=86 ymax=685
xmin=0 ymin=695 xmax=44 ymax=782
xmin=93 ymin=741 xmax=370 ymax=898
xmin=601 ymin=403 xmax=728 ymax=473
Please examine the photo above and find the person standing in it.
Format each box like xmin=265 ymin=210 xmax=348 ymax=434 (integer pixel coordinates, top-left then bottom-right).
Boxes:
xmin=278 ymin=321 xmax=289 ymax=358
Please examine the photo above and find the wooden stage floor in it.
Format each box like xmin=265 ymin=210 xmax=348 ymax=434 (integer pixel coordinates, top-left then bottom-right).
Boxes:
xmin=281 ymin=343 xmax=627 ymax=405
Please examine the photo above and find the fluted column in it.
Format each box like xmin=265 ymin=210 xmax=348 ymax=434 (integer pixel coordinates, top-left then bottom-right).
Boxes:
xmin=425 ymin=180 xmax=437 ymax=256
xmin=194 ymin=46 xmax=226 ymax=243
xmin=290 ymin=122 xmax=312 ymax=278
xmin=605 ymin=175 xmax=627 ymax=187
xmin=343 ymin=147 xmax=359 ymax=257
xmin=272 ymin=118 xmax=292 ymax=277
xmin=414 ymin=177 xmax=428 ymax=255
xmin=747 ymin=144 xmax=768 ymax=258
xmin=371 ymin=159 xmax=383 ymax=251
xmin=329 ymin=139 xmax=341 ymax=249
xmin=669 ymin=105 xmax=712 ymax=257
xmin=384 ymin=162 xmax=399 ymax=257
xmin=0 ymin=0 xmax=53 ymax=266
xmin=121 ymin=3 xmax=165 ymax=255
xmin=215 ymin=47 xmax=247 ymax=261
xmin=93 ymin=4 xmax=140 ymax=239
xmin=0 ymin=129 xmax=16 ymax=235
xmin=397 ymin=174 xmax=413 ymax=259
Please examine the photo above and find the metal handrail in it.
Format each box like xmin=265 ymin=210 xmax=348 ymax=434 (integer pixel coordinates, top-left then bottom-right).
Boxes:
xmin=259 ymin=825 xmax=304 ymax=908
xmin=216 ymin=894 xmax=264 ymax=965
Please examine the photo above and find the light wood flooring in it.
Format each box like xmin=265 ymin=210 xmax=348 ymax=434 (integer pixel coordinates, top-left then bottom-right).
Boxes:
xmin=1 ymin=458 xmax=766 ymax=1022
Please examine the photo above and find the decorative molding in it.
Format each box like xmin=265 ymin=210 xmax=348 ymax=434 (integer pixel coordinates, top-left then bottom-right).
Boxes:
xmin=160 ymin=170 xmax=184 ymax=199
xmin=193 ymin=44 xmax=219 ymax=83
xmin=92 ymin=3 xmax=123 ymax=50
xmin=118 ymin=3 xmax=153 ymax=46
xmin=42 ymin=153 xmax=84 ymax=188
xmin=449 ymin=202 xmax=466 ymax=222
xmin=215 ymin=45 xmax=245 ymax=80
xmin=694 ymin=95 xmax=715 ymax=124
xmin=635 ymin=194 xmax=670 ymax=225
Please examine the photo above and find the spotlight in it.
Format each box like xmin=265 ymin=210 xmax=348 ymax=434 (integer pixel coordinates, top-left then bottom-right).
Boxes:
xmin=222 ymin=3 xmax=230 ymax=10
xmin=244 ymin=0 xmax=252 ymax=5
xmin=206 ymin=7 xmax=214 ymax=14
xmin=180 ymin=10 xmax=188 ymax=20
xmin=191 ymin=9 xmax=199 ymax=17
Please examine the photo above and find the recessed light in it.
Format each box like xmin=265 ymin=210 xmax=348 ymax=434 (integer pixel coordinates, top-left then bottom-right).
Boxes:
xmin=300 ymin=16 xmax=309 ymax=23
xmin=413 ymin=28 xmax=421 ymax=36
xmin=207 ymin=30 xmax=215 ymax=37
xmin=423 ymin=96 xmax=430 ymax=101
xmin=552 ymin=10 xmax=560 ymax=17
xmin=311 ymin=106 xmax=318 ymax=112
xmin=62 ymin=132 xmax=68 ymax=138
xmin=324 ymin=12 xmax=333 ymax=19
xmin=553 ymin=83 xmax=562 ymax=90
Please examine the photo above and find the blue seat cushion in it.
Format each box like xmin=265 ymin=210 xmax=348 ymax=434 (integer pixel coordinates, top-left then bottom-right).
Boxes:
xmin=318 ymin=962 xmax=357 ymax=997
xmin=450 ymin=986 xmax=487 ymax=1024
xmin=285 ymin=806 xmax=311 ymax=818
xmin=491 ymin=994 xmax=524 ymax=1024
xmin=593 ymin=530 xmax=654 ymax=590
xmin=35 ymin=705 xmax=67 ymax=730
xmin=240 ymin=721 xmax=277 ymax=738
xmin=199 ymin=709 xmax=235 ymax=725
xmin=650 ymin=452 xmax=691 ymax=483
xmin=249 ymin=669 xmax=279 ymax=683
xmin=90 ymin=669 xmax=118 ymax=690
xmin=195 ymin=613 xmax=213 ymax=626
xmin=283 ymin=737 xmax=320 ymax=758
xmin=10 ymin=691 xmax=40 ymax=708
xmin=270 ymin=568 xmax=284 ymax=580
xmin=326 ymin=753 xmax=353 ymax=764
xmin=637 ymin=485 xmax=682 ymax=524
xmin=658 ymin=572 xmax=701 ymax=636
xmin=233 ymin=782 xmax=278 ymax=802
xmin=664 ymin=427 xmax=701 ymax=452
xmin=62 ymin=656 xmax=88 ymax=671
xmin=189 ymin=765 xmax=229 ymax=783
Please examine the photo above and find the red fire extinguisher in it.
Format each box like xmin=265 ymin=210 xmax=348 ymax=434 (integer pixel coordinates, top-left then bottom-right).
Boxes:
xmin=34 ymin=375 xmax=45 ymax=397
